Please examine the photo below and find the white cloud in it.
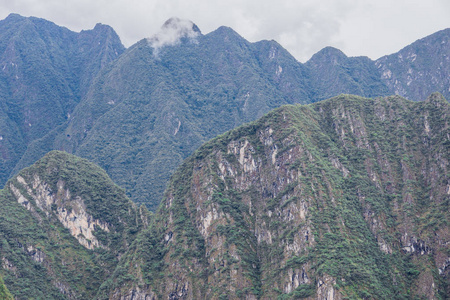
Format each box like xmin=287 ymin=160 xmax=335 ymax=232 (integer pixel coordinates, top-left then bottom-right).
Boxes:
xmin=147 ymin=17 xmax=199 ymax=54
xmin=0 ymin=0 xmax=449 ymax=62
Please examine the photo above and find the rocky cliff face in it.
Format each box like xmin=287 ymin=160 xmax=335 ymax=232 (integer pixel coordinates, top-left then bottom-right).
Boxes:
xmin=107 ymin=94 xmax=449 ymax=299
xmin=0 ymin=151 xmax=146 ymax=299
xmin=10 ymin=174 xmax=111 ymax=250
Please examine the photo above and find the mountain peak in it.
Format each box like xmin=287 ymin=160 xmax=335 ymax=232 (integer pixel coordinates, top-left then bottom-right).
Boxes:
xmin=5 ymin=13 xmax=23 ymax=20
xmin=425 ymin=92 xmax=448 ymax=105
xmin=148 ymin=17 xmax=201 ymax=50
xmin=307 ymin=46 xmax=347 ymax=65
xmin=93 ymin=22 xmax=110 ymax=31
xmin=162 ymin=17 xmax=201 ymax=34
xmin=213 ymin=25 xmax=242 ymax=38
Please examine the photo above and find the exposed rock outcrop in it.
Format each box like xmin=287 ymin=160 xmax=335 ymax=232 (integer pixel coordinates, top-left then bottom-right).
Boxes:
xmin=10 ymin=175 xmax=109 ymax=249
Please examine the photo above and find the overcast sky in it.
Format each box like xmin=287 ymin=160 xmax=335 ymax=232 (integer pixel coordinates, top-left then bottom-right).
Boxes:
xmin=1 ymin=0 xmax=449 ymax=62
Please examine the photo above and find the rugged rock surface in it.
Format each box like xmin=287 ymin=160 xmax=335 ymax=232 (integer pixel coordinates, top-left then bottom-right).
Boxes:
xmin=106 ymin=94 xmax=449 ymax=299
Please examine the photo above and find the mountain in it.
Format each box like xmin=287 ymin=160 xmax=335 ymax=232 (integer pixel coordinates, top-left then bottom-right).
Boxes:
xmin=104 ymin=94 xmax=449 ymax=299
xmin=0 ymin=151 xmax=147 ymax=299
xmin=0 ymin=13 xmax=448 ymax=300
xmin=0 ymin=13 xmax=125 ymax=189
xmin=1 ymin=15 xmax=449 ymax=211
xmin=306 ymin=28 xmax=450 ymax=102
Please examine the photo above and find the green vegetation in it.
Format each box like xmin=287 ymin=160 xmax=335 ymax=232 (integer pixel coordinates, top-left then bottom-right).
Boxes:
xmin=0 ymin=275 xmax=13 ymax=300
xmin=0 ymin=94 xmax=448 ymax=299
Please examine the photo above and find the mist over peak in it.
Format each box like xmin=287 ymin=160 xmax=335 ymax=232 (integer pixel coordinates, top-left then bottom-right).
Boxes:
xmin=147 ymin=17 xmax=201 ymax=52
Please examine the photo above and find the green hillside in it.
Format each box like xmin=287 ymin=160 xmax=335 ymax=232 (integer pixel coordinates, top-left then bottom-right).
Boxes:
xmin=0 ymin=276 xmax=13 ymax=300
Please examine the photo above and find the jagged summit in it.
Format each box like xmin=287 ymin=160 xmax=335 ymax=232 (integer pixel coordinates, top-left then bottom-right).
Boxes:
xmin=206 ymin=25 xmax=248 ymax=44
xmin=92 ymin=22 xmax=114 ymax=31
xmin=1 ymin=13 xmax=61 ymax=31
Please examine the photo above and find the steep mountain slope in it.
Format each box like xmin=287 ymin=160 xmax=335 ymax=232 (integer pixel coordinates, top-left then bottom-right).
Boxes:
xmin=106 ymin=94 xmax=449 ymax=299
xmin=0 ymin=14 xmax=125 ymax=187
xmin=376 ymin=28 xmax=450 ymax=101
xmin=0 ymin=151 xmax=147 ymax=299
xmin=306 ymin=28 xmax=450 ymax=102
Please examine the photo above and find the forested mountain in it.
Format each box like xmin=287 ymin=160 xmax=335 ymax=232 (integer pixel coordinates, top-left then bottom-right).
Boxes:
xmin=306 ymin=28 xmax=450 ymax=102
xmin=305 ymin=47 xmax=391 ymax=101
xmin=10 ymin=17 xmax=449 ymax=210
xmin=0 ymin=14 xmax=449 ymax=211
xmin=2 ymin=94 xmax=447 ymax=299
xmin=32 ymin=22 xmax=315 ymax=211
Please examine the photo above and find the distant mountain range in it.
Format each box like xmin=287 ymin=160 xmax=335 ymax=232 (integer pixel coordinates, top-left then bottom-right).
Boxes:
xmin=0 ymin=14 xmax=449 ymax=211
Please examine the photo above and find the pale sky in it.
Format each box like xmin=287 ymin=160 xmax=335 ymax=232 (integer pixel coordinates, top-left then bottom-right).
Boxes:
xmin=1 ymin=0 xmax=449 ymax=62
